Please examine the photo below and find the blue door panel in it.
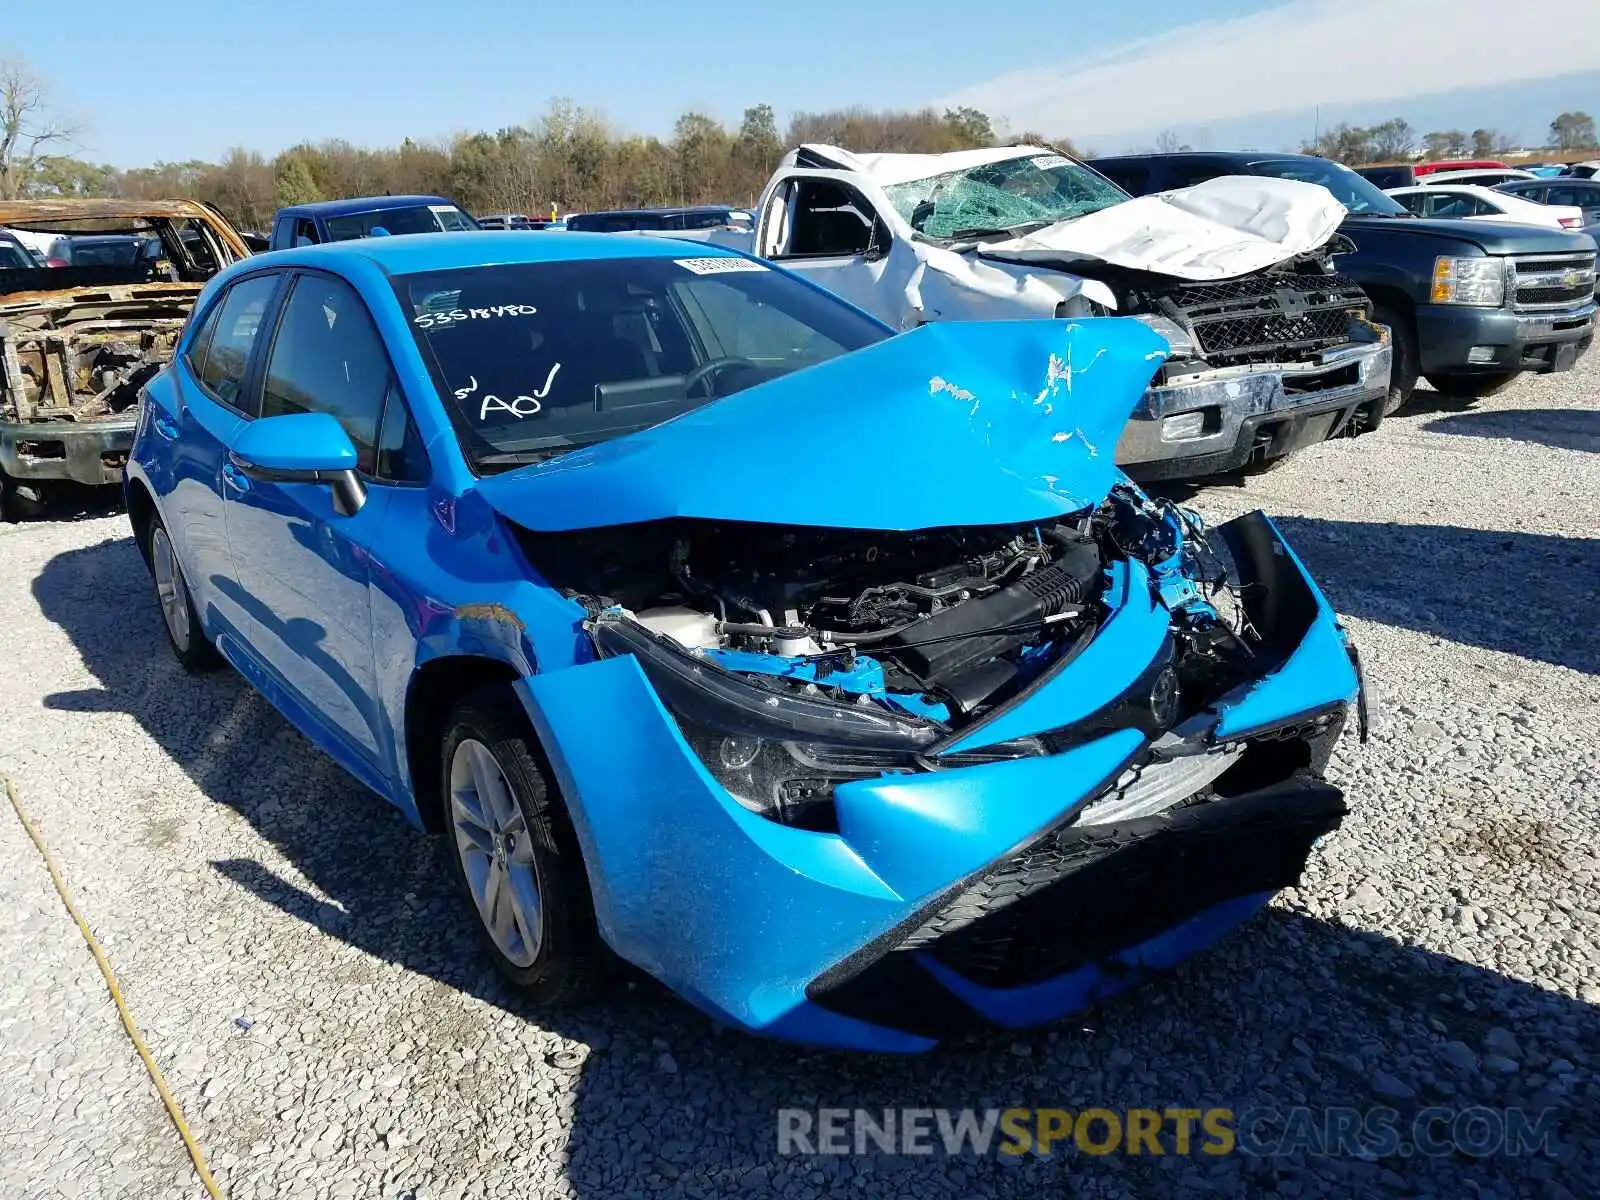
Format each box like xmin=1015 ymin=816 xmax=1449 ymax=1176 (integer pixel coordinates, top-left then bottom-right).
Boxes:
xmin=222 ymin=476 xmax=394 ymax=772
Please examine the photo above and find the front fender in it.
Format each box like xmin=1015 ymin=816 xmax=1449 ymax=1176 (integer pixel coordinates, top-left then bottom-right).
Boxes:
xmin=515 ymin=655 xmax=1140 ymax=1048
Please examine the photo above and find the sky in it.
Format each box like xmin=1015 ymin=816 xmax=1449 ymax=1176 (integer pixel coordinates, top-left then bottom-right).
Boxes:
xmin=6 ymin=0 xmax=1600 ymax=168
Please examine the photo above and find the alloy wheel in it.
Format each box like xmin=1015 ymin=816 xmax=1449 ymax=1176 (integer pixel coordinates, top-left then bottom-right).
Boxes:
xmin=449 ymin=738 xmax=543 ymax=967
xmin=150 ymin=526 xmax=191 ymax=652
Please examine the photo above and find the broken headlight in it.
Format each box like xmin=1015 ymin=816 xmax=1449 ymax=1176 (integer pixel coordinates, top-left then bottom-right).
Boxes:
xmin=589 ymin=614 xmax=939 ymax=827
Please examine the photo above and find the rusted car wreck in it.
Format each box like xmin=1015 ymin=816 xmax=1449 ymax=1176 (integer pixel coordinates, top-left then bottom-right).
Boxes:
xmin=0 ymin=199 xmax=249 ymax=518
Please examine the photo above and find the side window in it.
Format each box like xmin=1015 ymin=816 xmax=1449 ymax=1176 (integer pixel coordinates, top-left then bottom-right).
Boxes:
xmin=1093 ymin=164 xmax=1150 ymax=195
xmin=1425 ymin=193 xmax=1471 ymax=218
xmin=1547 ymin=186 xmax=1582 ymax=207
xmin=261 ymin=275 xmax=392 ymax=474
xmin=782 ymin=180 xmax=882 ymax=258
xmin=195 ymin=273 xmax=279 ymax=409
xmin=1392 ymin=192 xmax=1425 ymax=214
xmin=183 ymin=295 xmax=225 ymax=376
xmin=1162 ymin=161 xmax=1226 ymax=189
xmin=271 ymin=215 xmax=294 ymax=249
xmin=293 ymin=218 xmax=319 ymax=248
xmin=374 ymin=381 xmax=430 ymax=483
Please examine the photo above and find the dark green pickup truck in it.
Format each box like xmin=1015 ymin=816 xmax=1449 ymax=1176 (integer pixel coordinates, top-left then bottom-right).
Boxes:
xmin=1087 ymin=151 xmax=1597 ymax=412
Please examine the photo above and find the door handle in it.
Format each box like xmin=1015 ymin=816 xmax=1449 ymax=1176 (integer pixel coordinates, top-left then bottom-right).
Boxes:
xmin=221 ymin=460 xmax=252 ymax=493
xmin=152 ymin=413 xmax=180 ymax=440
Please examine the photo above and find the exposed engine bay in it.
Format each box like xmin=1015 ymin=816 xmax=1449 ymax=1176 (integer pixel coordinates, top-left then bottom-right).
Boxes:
xmin=519 ymin=486 xmax=1270 ymax=825
xmin=0 ymin=285 xmax=198 ymax=423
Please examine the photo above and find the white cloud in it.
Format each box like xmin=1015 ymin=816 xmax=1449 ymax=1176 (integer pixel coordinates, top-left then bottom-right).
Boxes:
xmin=938 ymin=0 xmax=1600 ymax=138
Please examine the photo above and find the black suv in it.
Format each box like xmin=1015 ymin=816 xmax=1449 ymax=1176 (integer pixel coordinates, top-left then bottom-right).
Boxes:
xmin=1087 ymin=152 xmax=1597 ymax=411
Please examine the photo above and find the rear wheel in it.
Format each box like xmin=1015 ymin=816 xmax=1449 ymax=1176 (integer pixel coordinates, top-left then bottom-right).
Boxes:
xmin=441 ymin=685 xmax=607 ymax=1004
xmin=1423 ymin=371 xmax=1519 ymax=400
xmin=1371 ymin=303 xmax=1419 ymax=415
xmin=147 ymin=516 xmax=220 ymax=671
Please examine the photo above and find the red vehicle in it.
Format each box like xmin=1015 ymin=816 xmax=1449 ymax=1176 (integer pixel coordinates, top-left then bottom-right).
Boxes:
xmin=1413 ymin=159 xmax=1509 ymax=176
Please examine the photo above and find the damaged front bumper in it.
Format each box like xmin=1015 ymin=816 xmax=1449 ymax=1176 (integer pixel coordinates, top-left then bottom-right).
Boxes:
xmin=1115 ymin=332 xmax=1391 ymax=481
xmin=518 ymin=513 xmax=1365 ymax=1051
xmin=0 ymin=417 xmax=135 ymax=486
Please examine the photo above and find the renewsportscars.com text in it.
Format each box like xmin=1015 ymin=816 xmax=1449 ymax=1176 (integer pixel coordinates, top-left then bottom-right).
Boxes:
xmin=777 ymin=1106 xmax=1560 ymax=1159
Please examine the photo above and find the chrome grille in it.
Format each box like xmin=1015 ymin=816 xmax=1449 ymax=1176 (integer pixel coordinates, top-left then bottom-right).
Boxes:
xmin=1510 ymin=252 xmax=1597 ymax=311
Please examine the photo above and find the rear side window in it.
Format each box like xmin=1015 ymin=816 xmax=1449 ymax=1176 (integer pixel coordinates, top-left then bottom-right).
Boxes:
xmin=261 ymin=275 xmax=392 ymax=473
xmin=1092 ymin=163 xmax=1152 ymax=195
xmin=194 ymin=274 xmax=279 ymax=409
xmin=1547 ymin=185 xmax=1596 ymax=207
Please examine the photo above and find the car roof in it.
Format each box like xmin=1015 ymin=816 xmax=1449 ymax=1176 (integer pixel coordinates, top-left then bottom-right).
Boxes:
xmin=1420 ymin=168 xmax=1534 ymax=183
xmin=275 ymin=195 xmax=458 ymax=218
xmin=1391 ymin=183 xmax=1512 ymax=199
xmin=263 ymin=230 xmax=747 ymax=274
xmin=570 ymin=205 xmax=739 ymax=218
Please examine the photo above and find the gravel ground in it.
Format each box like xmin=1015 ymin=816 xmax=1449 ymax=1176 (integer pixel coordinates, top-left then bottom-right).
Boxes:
xmin=0 ymin=367 xmax=1596 ymax=1200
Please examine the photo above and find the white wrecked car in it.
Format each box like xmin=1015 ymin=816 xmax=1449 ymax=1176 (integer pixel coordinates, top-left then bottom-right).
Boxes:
xmin=693 ymin=144 xmax=1392 ymax=480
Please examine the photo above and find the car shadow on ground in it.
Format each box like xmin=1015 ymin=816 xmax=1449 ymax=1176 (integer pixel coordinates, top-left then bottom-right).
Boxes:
xmin=1422 ymin=407 xmax=1600 ymax=454
xmin=2 ymin=481 xmax=124 ymax=524
xmin=30 ymin=533 xmax=1600 ymax=1196
xmin=1272 ymin=517 xmax=1600 ymax=676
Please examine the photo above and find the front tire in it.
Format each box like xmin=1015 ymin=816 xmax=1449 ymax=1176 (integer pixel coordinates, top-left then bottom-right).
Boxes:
xmin=1371 ymin=303 xmax=1419 ymax=415
xmin=1423 ymin=371 xmax=1519 ymax=400
xmin=147 ymin=516 xmax=220 ymax=671
xmin=441 ymin=685 xmax=607 ymax=1004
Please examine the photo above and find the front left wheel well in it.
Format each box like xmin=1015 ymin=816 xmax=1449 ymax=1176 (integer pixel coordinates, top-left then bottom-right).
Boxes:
xmin=404 ymin=656 xmax=524 ymax=833
xmin=126 ymin=478 xmax=157 ymax=568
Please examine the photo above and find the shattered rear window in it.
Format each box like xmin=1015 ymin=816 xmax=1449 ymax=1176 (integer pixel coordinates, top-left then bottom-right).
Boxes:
xmin=882 ymin=154 xmax=1128 ymax=241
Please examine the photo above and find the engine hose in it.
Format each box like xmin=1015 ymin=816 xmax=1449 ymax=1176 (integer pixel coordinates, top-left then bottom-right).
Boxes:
xmin=716 ymin=621 xmax=811 ymax=639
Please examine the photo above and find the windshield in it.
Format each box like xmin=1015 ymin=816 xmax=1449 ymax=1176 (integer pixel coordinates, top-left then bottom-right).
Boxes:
xmin=66 ymin=236 xmax=152 ymax=267
xmin=1245 ymin=157 xmax=1408 ymax=216
xmin=325 ymin=204 xmax=477 ymax=240
xmin=398 ymin=255 xmax=889 ymax=470
xmin=0 ymin=214 xmax=230 ymax=294
xmin=881 ymin=153 xmax=1129 ymax=240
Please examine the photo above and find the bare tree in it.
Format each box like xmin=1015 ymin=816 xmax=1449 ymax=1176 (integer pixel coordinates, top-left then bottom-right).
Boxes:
xmin=1367 ymin=118 xmax=1416 ymax=161
xmin=1154 ymin=129 xmax=1191 ymax=153
xmin=0 ymin=58 xmax=79 ymax=200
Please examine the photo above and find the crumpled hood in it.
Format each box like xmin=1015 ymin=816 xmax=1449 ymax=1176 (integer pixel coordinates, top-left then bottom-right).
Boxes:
xmin=475 ymin=317 xmax=1169 ymax=533
xmin=980 ymin=176 xmax=1346 ymax=281
xmin=791 ymin=145 xmax=1347 ymax=283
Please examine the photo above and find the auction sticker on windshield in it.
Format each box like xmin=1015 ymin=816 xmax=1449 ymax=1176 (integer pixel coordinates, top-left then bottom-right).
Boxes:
xmin=675 ymin=257 xmax=769 ymax=275
xmin=1030 ymin=155 xmax=1071 ymax=170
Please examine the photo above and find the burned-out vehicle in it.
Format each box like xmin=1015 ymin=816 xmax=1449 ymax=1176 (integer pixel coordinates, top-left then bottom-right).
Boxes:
xmin=0 ymin=199 xmax=249 ymax=519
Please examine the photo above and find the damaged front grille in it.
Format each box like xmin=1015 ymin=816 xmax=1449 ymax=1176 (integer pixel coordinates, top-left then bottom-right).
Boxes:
xmin=1156 ymin=273 xmax=1369 ymax=367
xmin=805 ymin=768 xmax=1347 ymax=1039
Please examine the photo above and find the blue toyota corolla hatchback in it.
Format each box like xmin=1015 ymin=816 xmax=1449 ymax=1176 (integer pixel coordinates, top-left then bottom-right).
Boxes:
xmin=128 ymin=231 xmax=1368 ymax=1051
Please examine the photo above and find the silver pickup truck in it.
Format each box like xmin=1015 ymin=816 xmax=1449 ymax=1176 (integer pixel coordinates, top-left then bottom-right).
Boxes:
xmin=682 ymin=144 xmax=1393 ymax=480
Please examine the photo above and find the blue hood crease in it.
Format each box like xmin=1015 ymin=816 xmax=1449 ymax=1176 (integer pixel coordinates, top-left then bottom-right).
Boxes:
xmin=476 ymin=317 xmax=1170 ymax=533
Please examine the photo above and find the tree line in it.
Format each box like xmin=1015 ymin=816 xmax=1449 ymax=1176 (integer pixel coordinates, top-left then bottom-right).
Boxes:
xmin=1300 ymin=111 xmax=1597 ymax=165
xmin=3 ymin=53 xmax=1034 ymax=231
xmin=3 ymin=54 xmax=1596 ymax=230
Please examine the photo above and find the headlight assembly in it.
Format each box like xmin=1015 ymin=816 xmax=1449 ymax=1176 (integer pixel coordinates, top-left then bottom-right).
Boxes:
xmin=590 ymin=614 xmax=937 ymax=827
xmin=1430 ymin=256 xmax=1508 ymax=307
xmin=589 ymin=613 xmax=1045 ymax=827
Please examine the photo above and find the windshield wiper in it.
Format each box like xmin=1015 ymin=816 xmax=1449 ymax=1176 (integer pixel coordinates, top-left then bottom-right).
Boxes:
xmin=475 ymin=445 xmax=586 ymax=469
xmin=948 ymin=219 xmax=1056 ymax=241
